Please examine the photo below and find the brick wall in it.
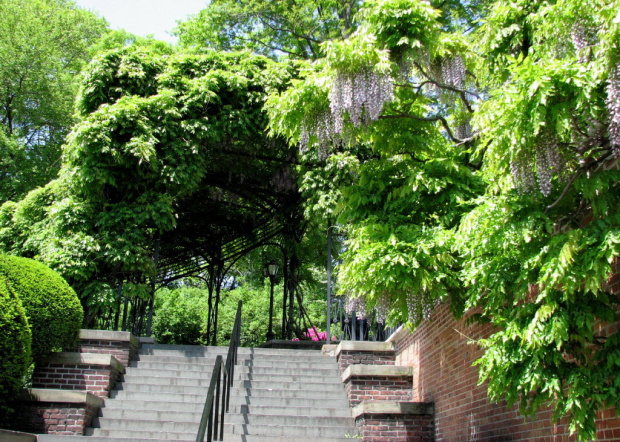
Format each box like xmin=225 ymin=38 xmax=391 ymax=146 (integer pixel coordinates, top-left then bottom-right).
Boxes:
xmin=32 ymin=362 xmax=121 ymax=398
xmin=345 ymin=375 xmax=413 ymax=407
xmin=12 ymin=390 xmax=103 ymax=436
xmin=338 ymin=351 xmax=396 ymax=372
xmin=78 ymin=330 xmax=138 ymax=367
xmin=14 ymin=402 xmax=98 ymax=435
xmin=391 ymin=258 xmax=620 ymax=441
xmin=355 ymin=413 xmax=435 ymax=442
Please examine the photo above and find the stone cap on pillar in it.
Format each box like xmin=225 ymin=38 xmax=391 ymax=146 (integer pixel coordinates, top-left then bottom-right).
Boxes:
xmin=342 ymin=364 xmax=414 ymax=382
xmin=335 ymin=341 xmax=394 ymax=356
xmin=20 ymin=388 xmax=105 ymax=408
xmin=352 ymin=401 xmax=434 ymax=419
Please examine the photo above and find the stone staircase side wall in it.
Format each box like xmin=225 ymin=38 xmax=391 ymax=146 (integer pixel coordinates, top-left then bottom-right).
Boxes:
xmin=345 ymin=375 xmax=413 ymax=407
xmin=32 ymin=360 xmax=122 ymax=399
xmin=355 ymin=413 xmax=435 ymax=442
xmin=13 ymin=390 xmax=103 ymax=436
xmin=15 ymin=401 xmax=98 ymax=436
xmin=15 ymin=331 xmax=135 ymax=436
xmin=335 ymin=341 xmax=396 ymax=372
xmin=77 ymin=329 xmax=138 ymax=367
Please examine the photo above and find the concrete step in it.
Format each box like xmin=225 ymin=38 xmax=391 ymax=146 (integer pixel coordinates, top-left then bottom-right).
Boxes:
xmin=138 ymin=345 xmax=326 ymax=359
xmin=224 ymin=436 xmax=355 ymax=442
xmin=234 ymin=372 xmax=343 ymax=383
xmin=229 ymin=395 xmax=350 ymax=409
xmin=93 ymin=417 xmax=199 ymax=432
xmin=122 ymin=374 xmax=215 ymax=387
xmin=38 ymin=436 xmax=179 ymax=442
xmin=128 ymin=357 xmax=220 ymax=370
xmin=231 ymin=403 xmax=352 ymax=417
xmin=39 ymin=435 xmax=355 ymax=442
xmin=109 ymin=389 xmax=206 ymax=403
xmin=224 ymin=422 xmax=356 ymax=438
xmin=125 ymin=365 xmax=213 ymax=376
xmin=242 ymin=359 xmax=336 ymax=369
xmin=238 ymin=379 xmax=345 ymax=391
xmin=226 ymin=413 xmax=354 ymax=427
xmin=86 ymin=427 xmax=196 ymax=440
xmin=98 ymin=407 xmax=201 ymax=423
xmin=230 ymin=387 xmax=346 ymax=400
xmin=237 ymin=364 xmax=340 ymax=377
xmin=113 ymin=382 xmax=214 ymax=395
xmin=101 ymin=398 xmax=204 ymax=413
xmin=138 ymin=343 xmax=225 ymax=355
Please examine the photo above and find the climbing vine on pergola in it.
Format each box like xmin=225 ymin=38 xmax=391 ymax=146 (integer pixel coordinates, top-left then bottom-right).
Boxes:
xmin=0 ymin=48 xmax=310 ymax=342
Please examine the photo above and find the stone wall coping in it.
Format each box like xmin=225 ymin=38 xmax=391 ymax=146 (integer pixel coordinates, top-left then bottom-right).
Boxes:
xmin=0 ymin=429 xmax=37 ymax=441
xmin=321 ymin=344 xmax=338 ymax=357
xmin=79 ymin=329 xmax=138 ymax=346
xmin=335 ymin=341 xmax=394 ymax=355
xmin=352 ymin=401 xmax=434 ymax=419
xmin=42 ymin=352 xmax=125 ymax=373
xmin=21 ymin=388 xmax=105 ymax=408
xmin=386 ymin=325 xmax=407 ymax=343
xmin=342 ymin=364 xmax=413 ymax=382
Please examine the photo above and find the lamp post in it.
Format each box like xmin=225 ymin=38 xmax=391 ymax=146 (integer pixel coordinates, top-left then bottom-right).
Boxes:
xmin=265 ymin=261 xmax=278 ymax=342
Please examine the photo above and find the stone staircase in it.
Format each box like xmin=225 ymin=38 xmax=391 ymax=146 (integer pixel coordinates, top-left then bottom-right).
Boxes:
xmin=225 ymin=348 xmax=356 ymax=441
xmin=38 ymin=343 xmax=356 ymax=441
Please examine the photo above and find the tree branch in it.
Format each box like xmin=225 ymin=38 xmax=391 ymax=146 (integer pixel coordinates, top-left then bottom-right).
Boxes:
xmin=412 ymin=61 xmax=480 ymax=112
xmin=380 ymin=109 xmax=476 ymax=145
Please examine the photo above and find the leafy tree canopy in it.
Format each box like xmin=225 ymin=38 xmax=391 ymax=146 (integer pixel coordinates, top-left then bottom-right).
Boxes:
xmin=0 ymin=0 xmax=108 ymax=200
xmin=267 ymin=0 xmax=620 ymax=438
xmin=0 ymin=47 xmax=299 ymax=326
xmin=176 ymin=0 xmax=361 ymax=59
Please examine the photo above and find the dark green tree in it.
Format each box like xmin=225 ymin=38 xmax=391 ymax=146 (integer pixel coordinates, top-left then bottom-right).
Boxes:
xmin=176 ymin=0 xmax=361 ymax=59
xmin=267 ymin=0 xmax=620 ymax=437
xmin=0 ymin=0 xmax=107 ymax=201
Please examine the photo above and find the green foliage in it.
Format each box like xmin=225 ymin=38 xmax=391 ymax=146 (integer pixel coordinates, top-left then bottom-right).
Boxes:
xmin=0 ymin=0 xmax=108 ymax=201
xmin=268 ymin=0 xmax=620 ymax=438
xmin=0 ymin=255 xmax=83 ymax=362
xmin=176 ymin=0 xmax=360 ymax=59
xmin=0 ymin=279 xmax=31 ymax=425
xmin=216 ymin=281 xmax=326 ymax=347
xmin=217 ymin=283 xmax=283 ymax=347
xmin=0 ymin=48 xmax=297 ymax=323
xmin=152 ymin=287 xmax=209 ymax=345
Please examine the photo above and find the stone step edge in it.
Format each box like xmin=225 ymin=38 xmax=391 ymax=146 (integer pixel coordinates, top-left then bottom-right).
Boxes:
xmin=351 ymin=400 xmax=434 ymax=419
xmin=20 ymin=388 xmax=105 ymax=409
xmin=341 ymin=364 xmax=413 ymax=382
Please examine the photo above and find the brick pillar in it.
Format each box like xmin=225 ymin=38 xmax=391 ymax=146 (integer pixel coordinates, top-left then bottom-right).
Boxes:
xmin=335 ymin=341 xmax=396 ymax=372
xmin=78 ymin=329 xmax=138 ymax=368
xmin=353 ymin=402 xmax=435 ymax=442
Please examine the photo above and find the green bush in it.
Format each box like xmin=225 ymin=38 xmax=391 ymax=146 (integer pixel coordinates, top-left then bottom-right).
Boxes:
xmin=0 ymin=280 xmax=31 ymax=425
xmin=0 ymin=255 xmax=83 ymax=362
xmin=152 ymin=287 xmax=208 ymax=345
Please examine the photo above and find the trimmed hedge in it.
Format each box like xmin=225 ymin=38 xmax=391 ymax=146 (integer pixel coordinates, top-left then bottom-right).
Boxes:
xmin=0 ymin=255 xmax=83 ymax=362
xmin=0 ymin=280 xmax=31 ymax=424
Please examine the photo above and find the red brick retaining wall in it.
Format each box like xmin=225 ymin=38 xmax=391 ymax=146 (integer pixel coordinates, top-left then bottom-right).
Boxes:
xmin=355 ymin=413 xmax=435 ymax=442
xmin=78 ymin=330 xmax=138 ymax=367
xmin=391 ymin=258 xmax=620 ymax=440
xmin=15 ymin=402 xmax=98 ymax=435
xmin=336 ymin=342 xmax=396 ymax=372
xmin=12 ymin=390 xmax=103 ymax=436
xmin=32 ymin=360 xmax=122 ymax=398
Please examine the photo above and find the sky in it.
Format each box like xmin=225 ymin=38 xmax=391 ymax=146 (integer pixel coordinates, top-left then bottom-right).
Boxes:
xmin=73 ymin=0 xmax=209 ymax=44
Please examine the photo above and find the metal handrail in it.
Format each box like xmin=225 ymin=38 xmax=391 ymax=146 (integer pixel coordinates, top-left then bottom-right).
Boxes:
xmin=196 ymin=300 xmax=242 ymax=442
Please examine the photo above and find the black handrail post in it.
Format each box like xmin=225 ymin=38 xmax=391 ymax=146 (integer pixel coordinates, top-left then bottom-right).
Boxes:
xmin=213 ymin=366 xmax=221 ymax=438
xmin=196 ymin=301 xmax=242 ymax=442
xmin=219 ymin=370 xmax=227 ymax=441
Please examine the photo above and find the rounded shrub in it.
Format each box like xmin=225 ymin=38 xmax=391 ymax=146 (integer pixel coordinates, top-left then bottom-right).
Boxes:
xmin=0 ymin=255 xmax=83 ymax=362
xmin=152 ymin=287 xmax=208 ymax=345
xmin=0 ymin=280 xmax=31 ymax=424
